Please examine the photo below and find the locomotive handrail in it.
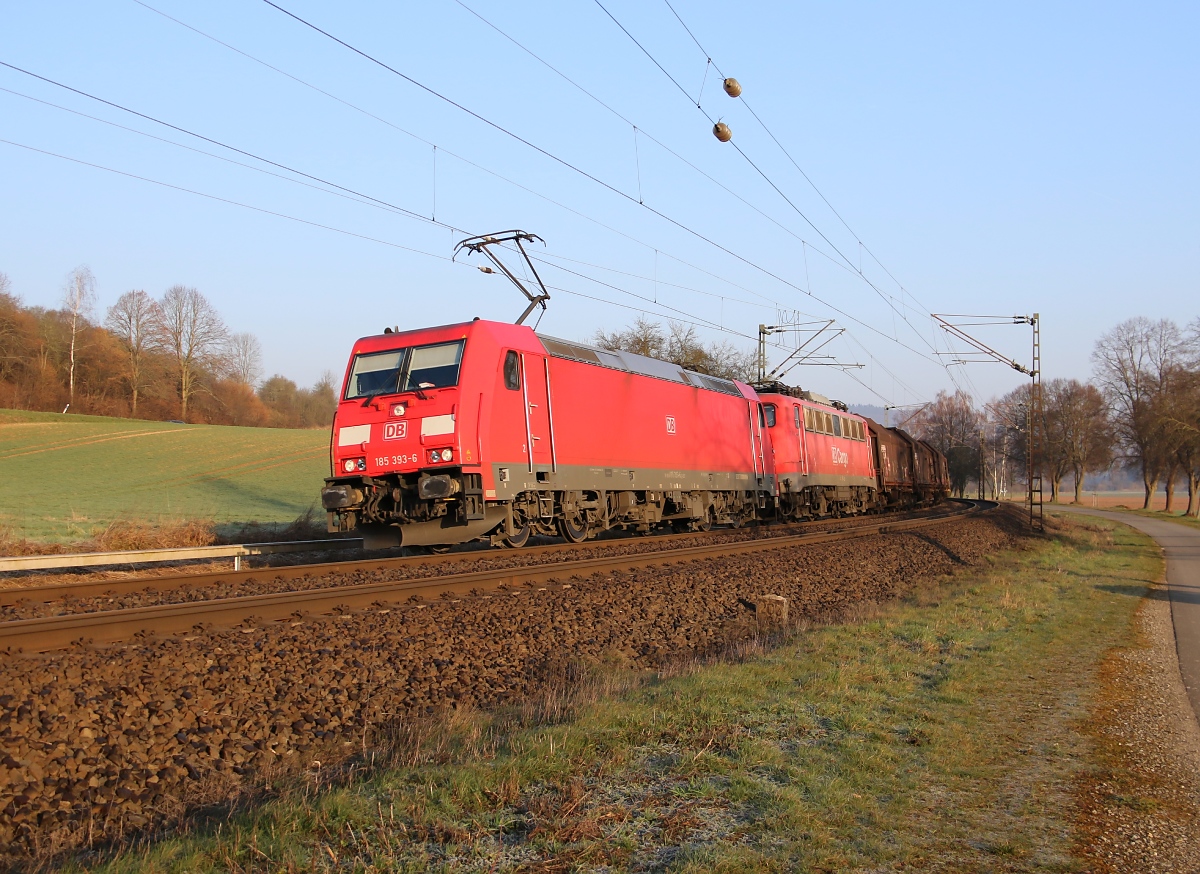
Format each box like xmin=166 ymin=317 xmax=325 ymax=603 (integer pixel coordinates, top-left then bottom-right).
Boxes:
xmin=0 ymin=538 xmax=364 ymax=573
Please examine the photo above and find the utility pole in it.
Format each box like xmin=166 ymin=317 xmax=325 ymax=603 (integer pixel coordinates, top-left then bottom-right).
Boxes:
xmin=978 ymin=424 xmax=985 ymax=500
xmin=933 ymin=313 xmax=1043 ymax=531
xmin=1028 ymin=313 xmax=1042 ymax=531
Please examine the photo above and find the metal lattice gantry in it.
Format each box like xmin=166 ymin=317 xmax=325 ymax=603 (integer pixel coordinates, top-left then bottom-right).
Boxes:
xmin=932 ymin=313 xmax=1043 ymax=531
xmin=755 ymin=319 xmax=863 ymax=384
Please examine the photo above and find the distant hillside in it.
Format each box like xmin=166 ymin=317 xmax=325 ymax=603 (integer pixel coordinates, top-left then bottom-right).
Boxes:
xmin=848 ymin=403 xmax=886 ymax=423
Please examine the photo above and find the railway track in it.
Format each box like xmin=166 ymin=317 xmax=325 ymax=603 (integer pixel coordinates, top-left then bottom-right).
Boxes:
xmin=0 ymin=500 xmax=992 ymax=654
xmin=0 ymin=502 xmax=961 ymax=604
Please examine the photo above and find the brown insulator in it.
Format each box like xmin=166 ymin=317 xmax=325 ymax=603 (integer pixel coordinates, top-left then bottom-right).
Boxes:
xmin=713 ymin=121 xmax=732 ymax=143
xmin=722 ymin=77 xmax=742 ymax=98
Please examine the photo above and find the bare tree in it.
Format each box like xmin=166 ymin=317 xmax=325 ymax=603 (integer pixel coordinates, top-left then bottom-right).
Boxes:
xmin=594 ymin=317 xmax=665 ymax=358
xmin=595 ymin=318 xmax=755 ymax=381
xmin=61 ymin=266 xmax=96 ymax=408
xmin=226 ymin=332 xmax=263 ymax=387
xmin=0 ymin=272 xmax=23 ymax=381
xmin=1043 ymin=378 xmax=1113 ymax=503
xmin=703 ymin=339 xmax=756 ymax=382
xmin=104 ymin=290 xmax=163 ymax=416
xmin=1092 ymin=317 xmax=1184 ymax=509
xmin=909 ymin=390 xmax=982 ymax=497
xmin=1165 ymin=367 xmax=1200 ymax=516
xmin=156 ymin=285 xmax=227 ymax=422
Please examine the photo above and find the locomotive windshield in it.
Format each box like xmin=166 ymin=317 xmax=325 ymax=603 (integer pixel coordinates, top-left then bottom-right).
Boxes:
xmin=344 ymin=340 xmax=465 ymax=400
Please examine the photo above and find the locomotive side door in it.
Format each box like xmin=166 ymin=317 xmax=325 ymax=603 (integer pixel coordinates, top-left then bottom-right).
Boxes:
xmin=520 ymin=352 xmax=555 ymax=471
xmin=751 ymin=403 xmax=768 ymax=487
xmin=795 ymin=403 xmax=809 ymax=475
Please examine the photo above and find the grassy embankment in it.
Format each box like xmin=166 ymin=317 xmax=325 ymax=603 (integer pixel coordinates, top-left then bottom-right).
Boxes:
xmin=0 ymin=409 xmax=328 ymax=545
xmin=69 ymin=515 xmax=1160 ymax=872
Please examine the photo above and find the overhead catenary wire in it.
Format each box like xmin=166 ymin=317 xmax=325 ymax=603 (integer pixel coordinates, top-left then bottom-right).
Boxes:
xmin=617 ymin=0 xmax=980 ymax=399
xmin=0 ymin=56 xmax=777 ymax=334
xmin=660 ymin=0 xmax=941 ymax=319
xmin=0 ymin=137 xmax=457 ymax=263
xmin=0 ymin=85 xmax=460 ymax=228
xmin=255 ymin=0 xmax=947 ymax=372
xmin=446 ymin=0 xmax=930 ymax=325
xmin=0 ymin=60 xmax=468 ymax=235
xmin=0 ymin=137 xmax=766 ymax=350
xmin=128 ymin=0 xmax=934 ymax=403
xmin=132 ymin=0 xmax=798 ymax=312
xmin=590 ymin=1 xmax=906 ymax=308
xmin=663 ymin=0 xmax=990 ymax=407
xmin=0 ymin=78 xmax=791 ymax=330
xmin=23 ymin=0 xmax=912 ymax=403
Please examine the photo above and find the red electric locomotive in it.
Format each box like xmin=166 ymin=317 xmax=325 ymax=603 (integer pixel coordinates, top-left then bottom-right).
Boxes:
xmin=754 ymin=383 xmax=878 ymax=518
xmin=321 ymin=319 xmax=776 ymax=549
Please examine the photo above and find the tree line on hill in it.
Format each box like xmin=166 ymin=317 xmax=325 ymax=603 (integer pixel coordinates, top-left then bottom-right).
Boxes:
xmin=0 ymin=267 xmax=335 ymax=428
xmin=906 ymin=316 xmax=1200 ymax=515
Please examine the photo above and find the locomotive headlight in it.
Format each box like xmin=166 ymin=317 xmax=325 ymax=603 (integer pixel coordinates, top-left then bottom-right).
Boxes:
xmin=391 ymin=404 xmax=406 ymax=417
xmin=356 ymin=458 xmax=366 ymax=471
xmin=343 ymin=458 xmax=356 ymax=473
xmin=440 ymin=448 xmax=453 ymax=462
xmin=428 ymin=449 xmax=440 ymax=463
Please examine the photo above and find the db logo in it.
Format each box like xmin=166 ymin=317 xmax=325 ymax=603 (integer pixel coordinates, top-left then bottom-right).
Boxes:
xmin=665 ymin=416 xmax=676 ymax=434
xmin=831 ymin=446 xmax=849 ymax=466
xmin=383 ymin=421 xmax=408 ymax=441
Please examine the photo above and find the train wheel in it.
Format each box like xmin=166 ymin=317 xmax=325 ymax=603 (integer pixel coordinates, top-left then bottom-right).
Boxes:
xmin=500 ymin=523 xmax=531 ymax=548
xmin=557 ymin=512 xmax=588 ymax=543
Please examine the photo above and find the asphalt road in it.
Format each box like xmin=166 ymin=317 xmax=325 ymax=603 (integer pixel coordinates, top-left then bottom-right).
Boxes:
xmin=1050 ymin=506 xmax=1200 ymax=726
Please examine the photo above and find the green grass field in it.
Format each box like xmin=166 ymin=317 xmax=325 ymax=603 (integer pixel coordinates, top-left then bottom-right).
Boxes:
xmin=0 ymin=409 xmax=329 ymax=545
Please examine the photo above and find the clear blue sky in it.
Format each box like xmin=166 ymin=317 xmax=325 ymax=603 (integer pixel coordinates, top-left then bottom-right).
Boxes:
xmin=2 ymin=0 xmax=1196 ymax=408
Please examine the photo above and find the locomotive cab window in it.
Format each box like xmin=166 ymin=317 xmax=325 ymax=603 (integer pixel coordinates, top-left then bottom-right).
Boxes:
xmin=832 ymin=415 xmax=842 ymax=437
xmin=503 ymin=351 xmax=521 ymax=390
xmin=404 ymin=340 xmax=465 ymax=391
xmin=343 ymin=339 xmax=466 ymax=400
xmin=345 ymin=349 xmax=404 ymax=400
xmin=763 ymin=404 xmax=777 ymax=427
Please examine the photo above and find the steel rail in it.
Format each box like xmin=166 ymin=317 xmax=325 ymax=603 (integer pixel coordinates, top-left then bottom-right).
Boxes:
xmin=0 ymin=501 xmax=990 ymax=654
xmin=0 ymin=538 xmax=364 ymax=573
xmin=0 ymin=505 xmax=955 ymax=607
